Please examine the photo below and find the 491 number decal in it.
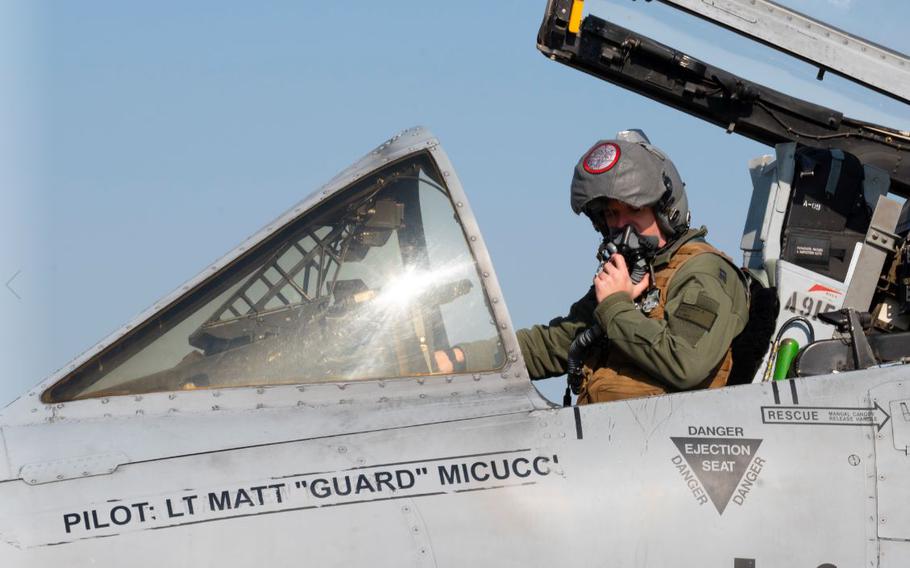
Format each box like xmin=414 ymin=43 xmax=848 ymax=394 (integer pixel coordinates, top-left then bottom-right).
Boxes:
xmin=783 ymin=291 xmax=836 ymax=320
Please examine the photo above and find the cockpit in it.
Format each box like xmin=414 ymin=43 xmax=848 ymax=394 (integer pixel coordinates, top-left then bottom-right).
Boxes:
xmin=37 ymin=125 xmax=910 ymax=407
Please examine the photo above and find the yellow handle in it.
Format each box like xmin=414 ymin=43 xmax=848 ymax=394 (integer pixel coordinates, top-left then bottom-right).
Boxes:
xmin=569 ymin=0 xmax=585 ymax=34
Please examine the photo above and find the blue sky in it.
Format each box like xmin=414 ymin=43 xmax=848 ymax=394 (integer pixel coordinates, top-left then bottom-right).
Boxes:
xmin=1 ymin=0 xmax=908 ymax=405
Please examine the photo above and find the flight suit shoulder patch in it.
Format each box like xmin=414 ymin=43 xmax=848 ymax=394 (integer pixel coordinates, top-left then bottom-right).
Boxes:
xmin=675 ymin=292 xmax=719 ymax=331
xmin=672 ymin=291 xmax=719 ymax=347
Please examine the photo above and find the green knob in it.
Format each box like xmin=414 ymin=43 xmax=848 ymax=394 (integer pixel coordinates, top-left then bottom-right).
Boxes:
xmin=773 ymin=338 xmax=800 ymax=381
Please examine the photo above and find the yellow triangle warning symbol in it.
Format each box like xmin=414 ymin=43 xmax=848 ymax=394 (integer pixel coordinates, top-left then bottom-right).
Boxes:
xmin=671 ymin=437 xmax=763 ymax=514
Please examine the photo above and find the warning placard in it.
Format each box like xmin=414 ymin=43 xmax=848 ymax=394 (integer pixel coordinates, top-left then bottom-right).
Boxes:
xmin=761 ymin=404 xmax=890 ymax=431
xmin=670 ymin=436 xmax=763 ymax=514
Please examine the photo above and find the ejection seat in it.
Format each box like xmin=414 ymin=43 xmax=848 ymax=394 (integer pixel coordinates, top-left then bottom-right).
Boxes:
xmin=738 ymin=142 xmax=910 ymax=381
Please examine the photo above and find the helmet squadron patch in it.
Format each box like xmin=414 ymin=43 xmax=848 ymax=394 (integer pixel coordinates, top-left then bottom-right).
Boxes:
xmin=583 ymin=142 xmax=621 ymax=174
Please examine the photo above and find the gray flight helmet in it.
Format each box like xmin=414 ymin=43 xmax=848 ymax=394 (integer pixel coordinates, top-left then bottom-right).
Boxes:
xmin=570 ymin=133 xmax=690 ymax=239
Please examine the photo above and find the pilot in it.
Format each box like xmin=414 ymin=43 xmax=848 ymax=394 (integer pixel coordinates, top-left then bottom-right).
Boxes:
xmin=436 ymin=132 xmax=749 ymax=403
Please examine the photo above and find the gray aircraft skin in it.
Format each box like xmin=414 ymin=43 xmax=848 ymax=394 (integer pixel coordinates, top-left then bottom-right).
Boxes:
xmin=2 ymin=3 xmax=909 ymax=568
xmin=0 ymin=126 xmax=905 ymax=567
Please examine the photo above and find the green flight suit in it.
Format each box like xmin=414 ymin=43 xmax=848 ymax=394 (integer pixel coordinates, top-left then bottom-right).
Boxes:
xmin=460 ymin=227 xmax=749 ymax=391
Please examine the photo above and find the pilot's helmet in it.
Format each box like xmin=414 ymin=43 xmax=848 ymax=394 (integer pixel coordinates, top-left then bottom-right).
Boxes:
xmin=570 ymin=130 xmax=690 ymax=239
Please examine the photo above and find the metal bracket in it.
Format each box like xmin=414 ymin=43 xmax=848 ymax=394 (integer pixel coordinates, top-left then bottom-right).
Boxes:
xmin=866 ymin=226 xmax=899 ymax=254
xmin=842 ymin=196 xmax=903 ymax=311
xmin=847 ymin=310 xmax=878 ymax=370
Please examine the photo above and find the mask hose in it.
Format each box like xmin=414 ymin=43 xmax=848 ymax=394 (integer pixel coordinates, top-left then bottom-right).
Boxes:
xmin=563 ymin=325 xmax=604 ymax=407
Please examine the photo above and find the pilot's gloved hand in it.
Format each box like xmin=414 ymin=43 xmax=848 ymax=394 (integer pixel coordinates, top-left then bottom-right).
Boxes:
xmin=433 ymin=348 xmax=465 ymax=373
xmin=594 ymin=254 xmax=650 ymax=303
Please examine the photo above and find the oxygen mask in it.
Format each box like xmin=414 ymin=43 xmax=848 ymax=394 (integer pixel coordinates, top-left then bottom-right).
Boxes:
xmin=597 ymin=225 xmax=659 ymax=284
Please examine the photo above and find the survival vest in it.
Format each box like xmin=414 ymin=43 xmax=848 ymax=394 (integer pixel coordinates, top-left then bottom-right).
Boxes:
xmin=576 ymin=241 xmax=737 ymax=405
